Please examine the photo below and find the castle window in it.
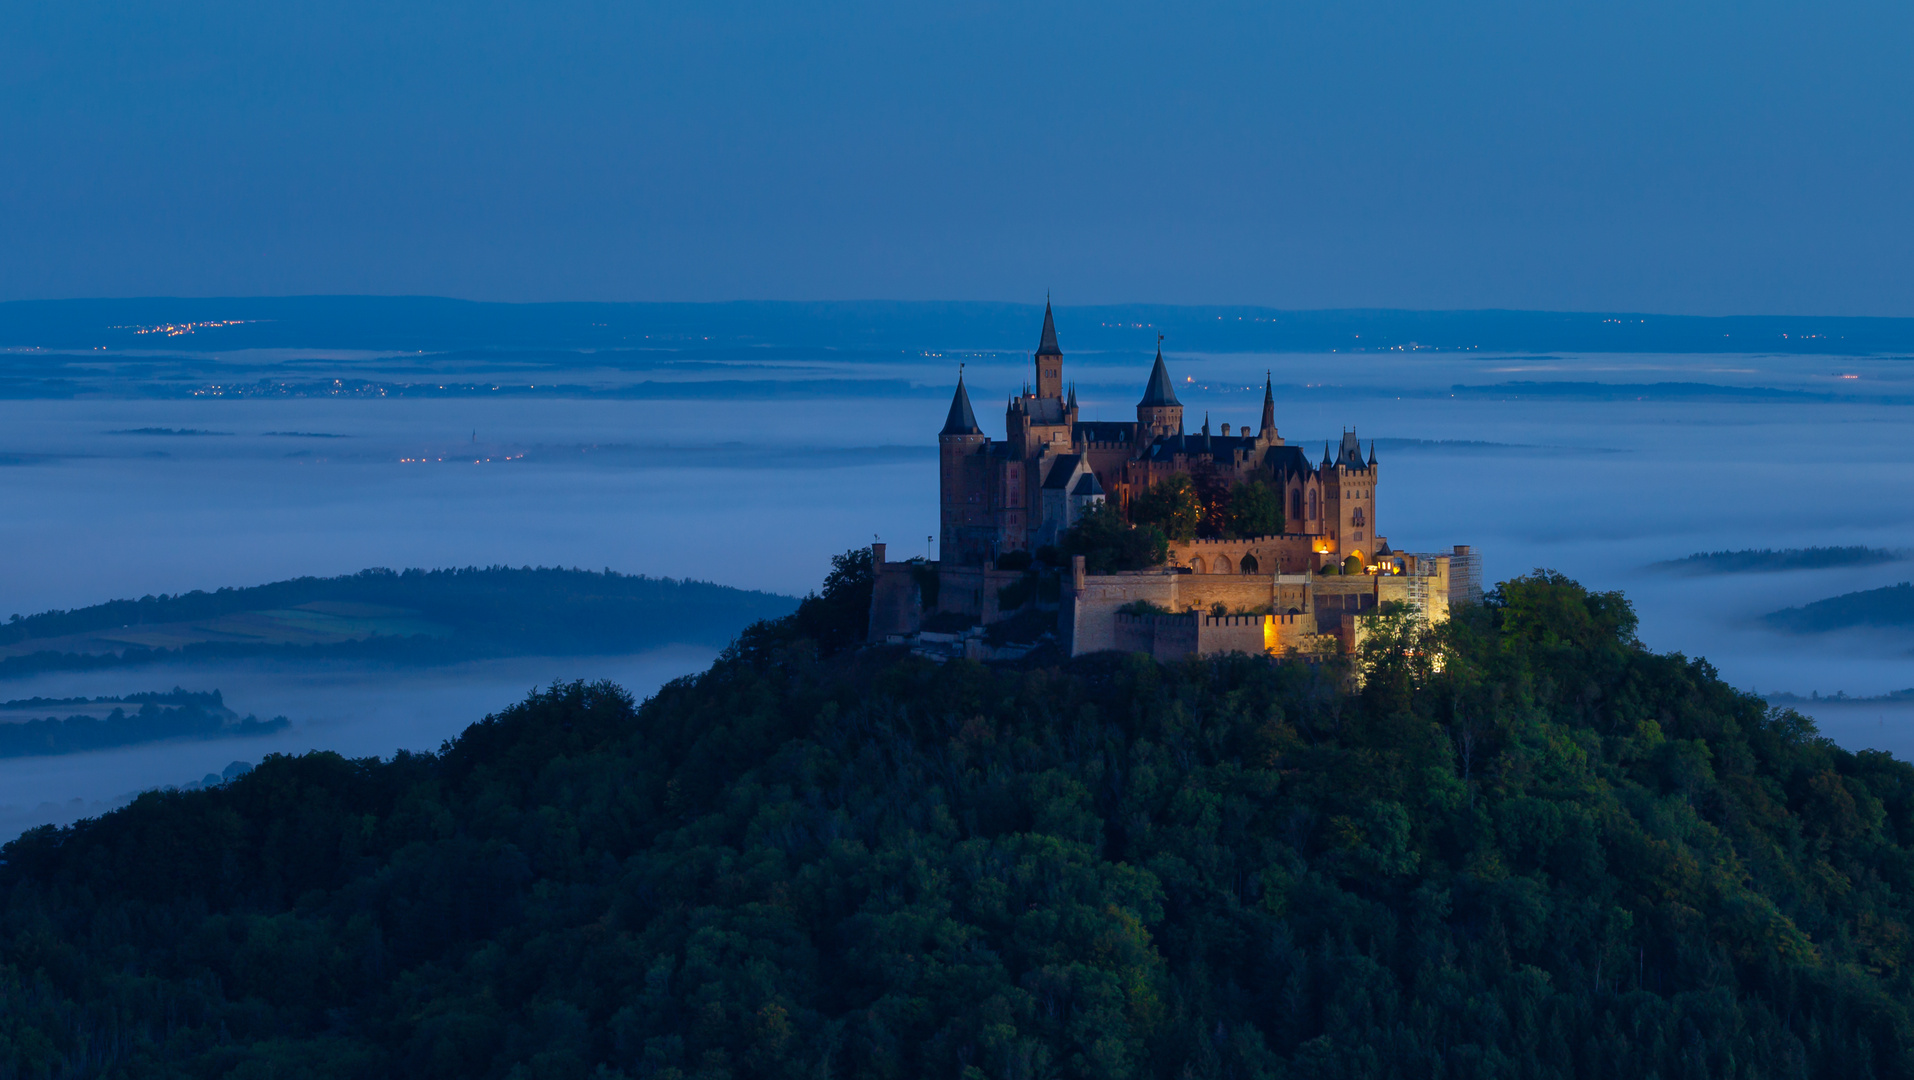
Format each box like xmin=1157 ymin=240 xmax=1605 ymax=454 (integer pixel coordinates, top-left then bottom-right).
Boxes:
xmin=1352 ymin=507 xmax=1365 ymax=527
xmin=1291 ymin=489 xmax=1303 ymax=520
xmin=1308 ymin=490 xmax=1318 ymax=519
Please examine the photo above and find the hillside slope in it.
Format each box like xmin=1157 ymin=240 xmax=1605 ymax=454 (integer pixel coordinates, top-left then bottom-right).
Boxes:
xmin=0 ymin=566 xmax=797 ymax=676
xmin=4 ymin=571 xmax=1914 ymax=1078
xmin=1766 ymin=581 xmax=1914 ymax=633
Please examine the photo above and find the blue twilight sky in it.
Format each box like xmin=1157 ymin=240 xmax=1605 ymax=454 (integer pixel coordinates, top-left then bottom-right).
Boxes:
xmin=2 ymin=1 xmax=1910 ymax=315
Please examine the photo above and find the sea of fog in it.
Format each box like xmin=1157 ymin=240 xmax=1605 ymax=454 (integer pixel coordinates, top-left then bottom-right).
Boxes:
xmin=1 ymin=344 xmax=1911 ymax=836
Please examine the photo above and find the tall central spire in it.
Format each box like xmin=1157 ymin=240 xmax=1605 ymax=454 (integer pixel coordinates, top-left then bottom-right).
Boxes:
xmin=1036 ymin=300 xmax=1061 ymax=357
xmin=1034 ymin=299 xmax=1063 ymax=400
xmin=1260 ymin=371 xmax=1276 ymax=437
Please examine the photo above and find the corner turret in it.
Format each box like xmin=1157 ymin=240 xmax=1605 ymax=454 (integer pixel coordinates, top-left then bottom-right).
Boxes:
xmin=940 ymin=372 xmax=982 ymax=437
xmin=938 ymin=368 xmax=992 ymax=566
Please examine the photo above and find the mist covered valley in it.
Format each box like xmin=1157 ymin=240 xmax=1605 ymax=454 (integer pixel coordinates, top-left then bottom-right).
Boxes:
xmin=4 ymin=321 xmax=1913 ymax=837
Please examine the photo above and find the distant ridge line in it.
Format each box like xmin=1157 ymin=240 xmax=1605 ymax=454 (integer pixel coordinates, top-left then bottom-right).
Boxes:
xmin=5 ymin=296 xmax=1914 ymax=354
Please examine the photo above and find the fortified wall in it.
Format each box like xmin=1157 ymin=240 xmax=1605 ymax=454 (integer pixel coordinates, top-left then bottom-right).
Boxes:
xmin=869 ymin=543 xmax=1469 ymax=662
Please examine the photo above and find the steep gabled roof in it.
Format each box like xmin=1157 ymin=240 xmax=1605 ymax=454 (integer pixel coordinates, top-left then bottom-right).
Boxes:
xmin=1042 ymin=454 xmax=1085 ymax=489
xmin=940 ymin=375 xmax=982 ymax=436
xmin=1036 ymin=301 xmax=1062 ymax=357
xmin=1266 ymin=444 xmax=1315 ymax=477
xmin=1073 ymin=420 xmax=1136 ymax=444
xmin=1138 ymin=345 xmax=1181 ymax=407
xmin=1338 ymin=430 xmax=1365 ymax=468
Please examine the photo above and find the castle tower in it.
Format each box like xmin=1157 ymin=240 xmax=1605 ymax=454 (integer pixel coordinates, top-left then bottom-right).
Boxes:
xmin=1136 ymin=339 xmax=1183 ymax=443
xmin=1034 ymin=300 xmax=1064 ymax=400
xmin=1260 ymin=373 xmax=1277 ymax=439
xmin=938 ymin=372 xmax=990 ymax=564
xmin=1324 ymin=429 xmax=1378 ymax=565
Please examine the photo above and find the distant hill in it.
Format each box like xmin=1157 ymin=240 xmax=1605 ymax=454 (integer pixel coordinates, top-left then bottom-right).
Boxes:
xmin=1655 ymin=546 xmax=1905 ymax=575
xmin=0 ymin=689 xmax=286 ymax=757
xmin=6 ymin=295 xmax=1914 ymax=354
xmin=6 ymin=571 xmax=1914 ymax=1076
xmin=0 ymin=567 xmax=798 ymax=677
xmin=1765 ymin=581 xmax=1914 ymax=633
xmin=1766 ymin=687 xmax=1914 ymax=704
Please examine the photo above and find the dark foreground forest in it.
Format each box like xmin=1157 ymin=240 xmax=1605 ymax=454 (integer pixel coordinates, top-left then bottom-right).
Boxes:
xmin=6 ymin=567 xmax=1914 ymax=1079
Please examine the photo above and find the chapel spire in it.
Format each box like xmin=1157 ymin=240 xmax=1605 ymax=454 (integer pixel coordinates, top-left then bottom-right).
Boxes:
xmin=1034 ymin=298 xmax=1064 ymax=399
xmin=1260 ymin=372 xmax=1276 ymax=437
xmin=1036 ymin=299 xmax=1062 ymax=357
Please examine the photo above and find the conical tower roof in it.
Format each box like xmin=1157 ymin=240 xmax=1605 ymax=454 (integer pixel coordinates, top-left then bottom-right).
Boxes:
xmin=1260 ymin=372 xmax=1276 ymax=434
xmin=940 ymin=374 xmax=982 ymax=436
xmin=1138 ymin=343 xmax=1181 ymax=407
xmin=1036 ymin=300 xmax=1062 ymax=357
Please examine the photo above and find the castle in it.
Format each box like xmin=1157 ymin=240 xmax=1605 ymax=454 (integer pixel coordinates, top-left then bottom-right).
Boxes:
xmin=871 ymin=304 xmax=1480 ymax=660
xmin=940 ymin=300 xmax=1380 ymax=571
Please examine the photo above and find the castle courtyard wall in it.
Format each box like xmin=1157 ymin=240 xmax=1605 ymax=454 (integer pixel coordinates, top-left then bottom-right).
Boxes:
xmin=1168 ymin=534 xmax=1328 ymax=575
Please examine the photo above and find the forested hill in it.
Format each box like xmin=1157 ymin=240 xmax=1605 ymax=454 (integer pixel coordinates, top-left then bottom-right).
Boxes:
xmin=8 ymin=570 xmax=1914 ymax=1078
xmin=0 ymin=566 xmax=797 ymax=675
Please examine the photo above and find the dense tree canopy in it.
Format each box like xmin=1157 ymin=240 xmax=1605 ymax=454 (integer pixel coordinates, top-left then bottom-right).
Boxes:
xmin=6 ymin=571 xmax=1914 ymax=1078
xmin=1130 ymin=477 xmax=1202 ymax=541
xmin=1225 ymin=480 xmax=1285 ymax=539
xmin=1131 ymin=475 xmax=1284 ymax=542
xmin=1064 ymin=504 xmax=1170 ymax=575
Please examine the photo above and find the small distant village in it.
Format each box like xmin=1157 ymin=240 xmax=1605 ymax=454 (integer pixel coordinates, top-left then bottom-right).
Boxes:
xmin=868 ymin=304 xmax=1481 ymax=661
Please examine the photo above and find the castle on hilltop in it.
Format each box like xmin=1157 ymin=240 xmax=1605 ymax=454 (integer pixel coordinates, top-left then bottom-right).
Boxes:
xmin=939 ymin=300 xmax=1379 ymax=571
xmin=871 ymin=304 xmax=1481 ymax=661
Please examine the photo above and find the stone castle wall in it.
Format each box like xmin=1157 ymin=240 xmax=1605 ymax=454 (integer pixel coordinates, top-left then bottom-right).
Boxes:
xmin=1167 ymin=534 xmax=1330 ymax=575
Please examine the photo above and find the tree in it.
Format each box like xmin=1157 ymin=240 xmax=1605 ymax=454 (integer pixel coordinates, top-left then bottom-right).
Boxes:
xmin=1189 ymin=460 xmax=1234 ymax=538
xmin=1343 ymin=553 xmax=1365 ymax=575
xmin=1225 ymin=479 xmax=1285 ymax=538
xmin=789 ymin=546 xmax=875 ymax=655
xmin=1130 ymin=476 xmax=1201 ymax=540
xmin=1064 ymin=503 xmax=1169 ymax=574
xmin=10 ymin=569 xmax=1914 ymax=1079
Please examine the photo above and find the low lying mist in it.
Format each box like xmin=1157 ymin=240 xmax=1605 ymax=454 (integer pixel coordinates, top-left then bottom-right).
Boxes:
xmin=3 ymin=341 xmax=1913 ymax=840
